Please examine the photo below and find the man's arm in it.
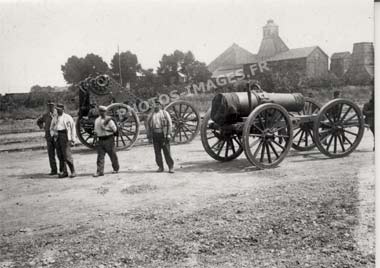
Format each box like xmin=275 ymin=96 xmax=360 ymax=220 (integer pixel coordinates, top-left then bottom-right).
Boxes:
xmin=107 ymin=119 xmax=118 ymax=133
xmin=36 ymin=114 xmax=45 ymax=129
xmin=164 ymin=111 xmax=173 ymax=136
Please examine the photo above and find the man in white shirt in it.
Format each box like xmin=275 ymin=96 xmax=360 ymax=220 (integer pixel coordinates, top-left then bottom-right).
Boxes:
xmin=50 ymin=104 xmax=76 ymax=178
xmin=147 ymin=100 xmax=174 ymax=173
xmin=93 ymin=105 xmax=120 ymax=177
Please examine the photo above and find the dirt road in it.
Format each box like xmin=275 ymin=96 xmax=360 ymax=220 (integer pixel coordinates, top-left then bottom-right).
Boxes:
xmin=0 ymin=131 xmax=375 ymax=267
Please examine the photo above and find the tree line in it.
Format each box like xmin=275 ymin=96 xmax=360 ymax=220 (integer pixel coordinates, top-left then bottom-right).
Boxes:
xmin=60 ymin=50 xmax=212 ymax=93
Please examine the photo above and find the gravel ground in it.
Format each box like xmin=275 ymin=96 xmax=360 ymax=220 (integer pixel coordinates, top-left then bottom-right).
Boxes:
xmin=0 ymin=131 xmax=375 ymax=268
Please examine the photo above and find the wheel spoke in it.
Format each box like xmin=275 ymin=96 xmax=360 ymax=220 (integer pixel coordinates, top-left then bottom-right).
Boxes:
xmin=338 ymin=134 xmax=345 ymax=152
xmin=342 ymin=133 xmax=353 ymax=146
xmin=271 ymin=139 xmax=285 ymax=151
xmin=260 ymin=141 xmax=266 ymax=162
xmin=297 ymin=131 xmax=304 ymax=147
xmin=232 ymin=136 xmax=242 ymax=148
xmin=268 ymin=141 xmax=279 ymax=159
xmin=253 ymin=140 xmax=263 ymax=159
xmin=339 ymin=106 xmax=353 ymax=123
xmin=326 ymin=134 xmax=334 ymax=152
xmin=344 ymin=129 xmax=358 ymax=137
xmin=225 ymin=139 xmax=229 ymax=158
xmin=230 ymin=138 xmax=236 ymax=154
xmin=293 ymin=128 xmax=302 ymax=139
xmin=217 ymin=140 xmax=226 ymax=156
xmin=266 ymin=142 xmax=272 ymax=163
xmin=305 ymin=130 xmax=308 ymax=147
xmin=342 ymin=113 xmax=358 ymax=125
xmin=211 ymin=139 xmax=223 ymax=150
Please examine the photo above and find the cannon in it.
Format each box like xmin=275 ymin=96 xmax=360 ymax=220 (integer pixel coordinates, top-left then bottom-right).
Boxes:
xmin=77 ymin=74 xmax=200 ymax=150
xmin=201 ymin=84 xmax=364 ymax=169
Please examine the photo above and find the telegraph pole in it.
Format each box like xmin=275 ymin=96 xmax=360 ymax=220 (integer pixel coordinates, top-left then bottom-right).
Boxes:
xmin=118 ymin=45 xmax=123 ymax=86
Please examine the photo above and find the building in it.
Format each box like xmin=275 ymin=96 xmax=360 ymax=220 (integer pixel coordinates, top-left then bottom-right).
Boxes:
xmin=208 ymin=20 xmax=329 ymax=80
xmin=330 ymin=52 xmax=351 ymax=78
xmin=344 ymin=42 xmax=374 ymax=84
xmin=208 ymin=43 xmax=257 ymax=74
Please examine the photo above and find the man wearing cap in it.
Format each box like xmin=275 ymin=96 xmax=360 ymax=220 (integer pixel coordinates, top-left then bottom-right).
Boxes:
xmin=50 ymin=103 xmax=77 ymax=178
xmin=93 ymin=105 xmax=120 ymax=177
xmin=147 ymin=100 xmax=174 ymax=173
xmin=37 ymin=100 xmax=58 ymax=175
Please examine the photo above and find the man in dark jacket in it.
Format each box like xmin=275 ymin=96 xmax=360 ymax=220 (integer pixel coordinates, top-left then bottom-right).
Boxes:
xmin=37 ymin=101 xmax=58 ymax=175
xmin=363 ymin=92 xmax=374 ymax=151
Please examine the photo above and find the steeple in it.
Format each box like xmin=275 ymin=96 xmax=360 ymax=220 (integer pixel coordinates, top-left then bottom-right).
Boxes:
xmin=257 ymin=19 xmax=289 ymax=60
xmin=263 ymin=19 xmax=279 ymax=37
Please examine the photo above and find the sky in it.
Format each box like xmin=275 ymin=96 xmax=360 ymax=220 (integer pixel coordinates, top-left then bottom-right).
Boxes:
xmin=0 ymin=0 xmax=374 ymax=93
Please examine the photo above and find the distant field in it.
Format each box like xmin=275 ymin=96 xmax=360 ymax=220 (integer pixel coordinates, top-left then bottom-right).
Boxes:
xmin=0 ymin=85 xmax=373 ymax=136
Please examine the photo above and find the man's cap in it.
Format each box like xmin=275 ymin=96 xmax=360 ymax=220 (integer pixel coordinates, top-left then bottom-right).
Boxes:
xmin=154 ymin=99 xmax=161 ymax=105
xmin=98 ymin=105 xmax=107 ymax=112
xmin=47 ymin=100 xmax=55 ymax=105
xmin=56 ymin=103 xmax=64 ymax=110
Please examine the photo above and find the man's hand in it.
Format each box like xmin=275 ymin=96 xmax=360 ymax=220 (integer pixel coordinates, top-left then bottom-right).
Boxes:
xmin=104 ymin=117 xmax=112 ymax=125
xmin=70 ymin=140 xmax=75 ymax=147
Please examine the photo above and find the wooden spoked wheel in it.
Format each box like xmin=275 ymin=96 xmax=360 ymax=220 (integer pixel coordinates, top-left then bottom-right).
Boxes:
xmin=76 ymin=118 xmax=96 ymax=149
xmin=242 ymin=103 xmax=293 ymax=169
xmin=291 ymin=98 xmax=321 ymax=151
xmin=313 ymin=99 xmax=364 ymax=158
xmin=106 ymin=103 xmax=140 ymax=150
xmin=164 ymin=101 xmax=200 ymax=144
xmin=201 ymin=110 xmax=244 ymax=162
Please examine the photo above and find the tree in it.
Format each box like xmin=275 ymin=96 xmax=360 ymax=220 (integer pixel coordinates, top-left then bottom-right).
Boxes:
xmin=110 ymin=51 xmax=141 ymax=87
xmin=61 ymin=54 xmax=109 ymax=85
xmin=157 ymin=50 xmax=211 ymax=85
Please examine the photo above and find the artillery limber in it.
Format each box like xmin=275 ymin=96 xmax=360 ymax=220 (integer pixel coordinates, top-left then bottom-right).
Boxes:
xmin=77 ymin=75 xmax=200 ymax=150
xmin=201 ymin=84 xmax=364 ymax=169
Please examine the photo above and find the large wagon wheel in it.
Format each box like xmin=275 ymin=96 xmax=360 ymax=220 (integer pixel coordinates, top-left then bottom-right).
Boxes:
xmin=291 ymin=98 xmax=321 ymax=151
xmin=164 ymin=100 xmax=200 ymax=144
xmin=201 ymin=110 xmax=244 ymax=162
xmin=313 ymin=99 xmax=364 ymax=158
xmin=76 ymin=117 xmax=96 ymax=149
xmin=106 ymin=103 xmax=140 ymax=150
xmin=242 ymin=103 xmax=293 ymax=169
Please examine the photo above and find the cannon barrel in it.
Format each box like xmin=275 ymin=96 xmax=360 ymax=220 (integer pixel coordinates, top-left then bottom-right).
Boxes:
xmin=210 ymin=91 xmax=305 ymax=125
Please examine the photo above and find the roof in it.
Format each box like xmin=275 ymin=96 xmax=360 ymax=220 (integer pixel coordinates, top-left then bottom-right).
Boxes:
xmin=267 ymin=46 xmax=327 ymax=62
xmin=331 ymin=52 xmax=351 ymax=60
xmin=211 ymin=65 xmax=244 ymax=77
xmin=207 ymin=43 xmax=257 ymax=72
xmin=257 ymin=35 xmax=289 ymax=60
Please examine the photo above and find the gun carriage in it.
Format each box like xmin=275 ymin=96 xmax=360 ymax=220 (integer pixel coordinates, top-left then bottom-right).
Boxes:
xmin=201 ymin=84 xmax=364 ymax=169
xmin=77 ymin=75 xmax=200 ymax=150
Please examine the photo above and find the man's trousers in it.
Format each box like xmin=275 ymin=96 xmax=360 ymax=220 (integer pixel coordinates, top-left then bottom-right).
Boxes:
xmin=96 ymin=135 xmax=119 ymax=174
xmin=46 ymin=136 xmax=57 ymax=173
xmin=56 ymin=131 xmax=75 ymax=175
xmin=152 ymin=132 xmax=174 ymax=170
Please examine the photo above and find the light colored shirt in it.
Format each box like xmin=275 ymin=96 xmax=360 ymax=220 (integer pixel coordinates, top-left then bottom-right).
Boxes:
xmin=94 ymin=116 xmax=117 ymax=137
xmin=148 ymin=110 xmax=172 ymax=135
xmin=56 ymin=116 xmax=66 ymax=131
xmin=50 ymin=112 xmax=76 ymax=142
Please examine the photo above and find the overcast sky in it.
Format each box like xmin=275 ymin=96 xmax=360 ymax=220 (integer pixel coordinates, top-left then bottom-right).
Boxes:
xmin=0 ymin=0 xmax=374 ymax=93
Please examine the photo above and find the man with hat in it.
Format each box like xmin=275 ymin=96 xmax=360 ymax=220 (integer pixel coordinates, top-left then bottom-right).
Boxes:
xmin=147 ymin=99 xmax=174 ymax=173
xmin=37 ymin=100 xmax=58 ymax=175
xmin=50 ymin=103 xmax=77 ymax=178
xmin=93 ymin=105 xmax=120 ymax=177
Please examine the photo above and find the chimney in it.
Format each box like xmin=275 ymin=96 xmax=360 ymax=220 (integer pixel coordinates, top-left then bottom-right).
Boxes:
xmin=263 ymin=19 xmax=279 ymax=38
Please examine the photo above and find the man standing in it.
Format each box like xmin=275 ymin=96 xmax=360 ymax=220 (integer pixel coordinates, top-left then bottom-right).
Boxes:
xmin=50 ymin=104 xmax=76 ymax=178
xmin=363 ymin=92 xmax=375 ymax=151
xmin=147 ymin=100 xmax=174 ymax=173
xmin=37 ymin=100 xmax=58 ymax=175
xmin=93 ymin=105 xmax=120 ymax=177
